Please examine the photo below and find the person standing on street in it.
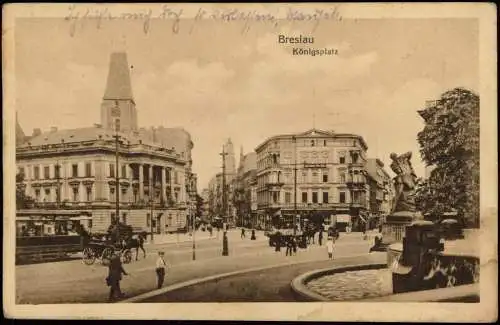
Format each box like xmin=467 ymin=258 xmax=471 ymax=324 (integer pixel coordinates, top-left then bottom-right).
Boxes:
xmin=107 ymin=252 xmax=128 ymax=302
xmin=285 ymin=237 xmax=293 ymax=256
xmin=326 ymin=237 xmax=335 ymax=260
xmin=241 ymin=227 xmax=246 ymax=239
xmin=318 ymin=229 xmax=323 ymax=246
xmin=275 ymin=230 xmax=282 ymax=252
xmin=155 ymin=251 xmax=168 ymax=289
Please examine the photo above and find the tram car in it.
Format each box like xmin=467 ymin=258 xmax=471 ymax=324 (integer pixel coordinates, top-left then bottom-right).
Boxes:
xmin=16 ymin=210 xmax=91 ymax=264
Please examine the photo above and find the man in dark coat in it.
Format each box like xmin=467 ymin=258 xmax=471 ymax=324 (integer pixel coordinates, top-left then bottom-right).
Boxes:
xmin=107 ymin=252 xmax=128 ymax=301
xmin=275 ymin=230 xmax=282 ymax=252
xmin=318 ymin=229 xmax=323 ymax=246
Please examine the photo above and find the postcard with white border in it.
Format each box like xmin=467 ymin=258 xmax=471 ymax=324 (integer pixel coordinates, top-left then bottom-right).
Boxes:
xmin=2 ymin=2 xmax=497 ymax=322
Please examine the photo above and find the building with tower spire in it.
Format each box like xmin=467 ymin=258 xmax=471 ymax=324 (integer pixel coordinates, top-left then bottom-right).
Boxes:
xmin=15 ymin=52 xmax=196 ymax=234
xmin=101 ymin=52 xmax=138 ymax=133
xmin=223 ymin=138 xmax=236 ymax=175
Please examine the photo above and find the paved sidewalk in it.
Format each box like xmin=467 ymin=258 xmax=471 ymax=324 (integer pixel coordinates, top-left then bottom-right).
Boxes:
xmin=142 ymin=253 xmax=386 ymax=302
xmin=144 ymin=229 xmax=268 ymax=245
xmin=16 ymin=238 xmax=373 ymax=304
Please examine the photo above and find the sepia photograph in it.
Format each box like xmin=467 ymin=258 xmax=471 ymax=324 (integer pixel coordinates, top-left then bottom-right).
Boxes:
xmin=3 ymin=2 xmax=497 ymax=321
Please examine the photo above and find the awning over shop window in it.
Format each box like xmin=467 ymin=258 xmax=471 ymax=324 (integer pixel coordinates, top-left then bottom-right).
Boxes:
xmin=70 ymin=216 xmax=92 ymax=220
xmin=336 ymin=214 xmax=351 ymax=223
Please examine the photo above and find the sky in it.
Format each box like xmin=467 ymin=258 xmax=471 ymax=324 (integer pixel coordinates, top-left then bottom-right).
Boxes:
xmin=15 ymin=16 xmax=479 ymax=191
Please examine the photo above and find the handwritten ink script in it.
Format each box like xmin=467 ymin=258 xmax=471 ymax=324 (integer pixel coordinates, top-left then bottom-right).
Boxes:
xmin=64 ymin=5 xmax=342 ymax=36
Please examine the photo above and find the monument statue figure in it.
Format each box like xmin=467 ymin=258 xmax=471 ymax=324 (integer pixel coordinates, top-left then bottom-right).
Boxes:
xmin=390 ymin=151 xmax=418 ymax=213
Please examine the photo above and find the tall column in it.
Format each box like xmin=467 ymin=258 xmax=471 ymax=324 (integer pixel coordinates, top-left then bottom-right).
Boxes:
xmin=148 ymin=165 xmax=153 ymax=203
xmin=308 ymin=188 xmax=312 ymax=203
xmin=139 ymin=163 xmax=144 ymax=201
xmin=79 ymin=182 xmax=85 ymax=202
xmin=319 ymin=188 xmax=323 ymax=204
xmin=161 ymin=167 xmax=167 ymax=203
xmin=169 ymin=168 xmax=175 ymax=202
xmin=128 ymin=163 xmax=133 ymax=203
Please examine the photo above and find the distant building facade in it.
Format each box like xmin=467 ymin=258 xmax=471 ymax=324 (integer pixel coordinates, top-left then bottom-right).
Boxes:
xmin=16 ymin=52 xmax=194 ymax=234
xmin=206 ymin=139 xmax=238 ymax=225
xmin=233 ymin=148 xmax=257 ymax=227
xmin=254 ymin=129 xmax=370 ymax=231
xmin=365 ymin=158 xmax=395 ymax=227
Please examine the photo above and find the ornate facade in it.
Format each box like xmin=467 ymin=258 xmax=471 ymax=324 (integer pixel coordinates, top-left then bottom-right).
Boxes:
xmin=16 ymin=52 xmax=194 ymax=233
xmin=365 ymin=158 xmax=395 ymax=226
xmin=254 ymin=129 xmax=370 ymax=231
xmin=233 ymin=149 xmax=257 ymax=227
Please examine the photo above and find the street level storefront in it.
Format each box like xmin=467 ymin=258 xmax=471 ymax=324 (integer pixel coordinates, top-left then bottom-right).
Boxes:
xmin=261 ymin=205 xmax=368 ymax=232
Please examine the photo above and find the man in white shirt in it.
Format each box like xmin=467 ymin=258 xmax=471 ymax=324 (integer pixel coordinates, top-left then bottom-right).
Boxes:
xmin=155 ymin=251 xmax=168 ymax=289
xmin=326 ymin=238 xmax=335 ymax=260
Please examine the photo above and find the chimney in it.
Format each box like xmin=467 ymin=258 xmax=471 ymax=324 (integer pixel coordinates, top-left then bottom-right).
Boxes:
xmin=50 ymin=127 xmax=58 ymax=133
xmin=32 ymin=128 xmax=42 ymax=137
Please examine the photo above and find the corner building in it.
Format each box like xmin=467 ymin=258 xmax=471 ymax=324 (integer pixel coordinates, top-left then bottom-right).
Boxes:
xmin=255 ymin=129 xmax=370 ymax=231
xmin=16 ymin=52 xmax=190 ymax=233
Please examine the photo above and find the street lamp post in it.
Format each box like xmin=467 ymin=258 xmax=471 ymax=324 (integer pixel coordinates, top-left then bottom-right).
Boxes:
xmin=220 ymin=146 xmax=229 ymax=256
xmin=292 ymin=135 xmax=298 ymax=235
xmin=192 ymin=214 xmax=196 ymax=260
xmin=112 ymin=120 xmax=121 ymax=231
xmin=55 ymin=160 xmax=61 ymax=209
xmin=150 ymin=177 xmax=154 ymax=242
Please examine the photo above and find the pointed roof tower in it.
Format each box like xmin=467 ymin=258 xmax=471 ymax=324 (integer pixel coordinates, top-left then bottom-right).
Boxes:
xmin=101 ymin=52 xmax=138 ymax=133
xmin=103 ymin=52 xmax=134 ymax=101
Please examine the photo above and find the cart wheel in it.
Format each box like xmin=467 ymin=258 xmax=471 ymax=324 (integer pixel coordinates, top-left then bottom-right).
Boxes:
xmin=82 ymin=247 xmax=96 ymax=265
xmin=122 ymin=250 xmax=132 ymax=264
xmin=101 ymin=248 xmax=113 ymax=265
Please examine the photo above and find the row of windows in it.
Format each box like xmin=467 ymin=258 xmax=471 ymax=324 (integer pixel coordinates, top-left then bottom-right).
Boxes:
xmin=20 ymin=164 xmax=181 ymax=184
xmin=258 ymin=170 xmax=365 ymax=186
xmin=258 ymin=191 xmax=347 ymax=204
xmin=257 ymin=151 xmax=363 ymax=169
xmin=33 ymin=186 xmax=181 ymax=203
xmin=262 ymin=138 xmax=360 ymax=151
xmin=21 ymin=163 xmax=92 ymax=180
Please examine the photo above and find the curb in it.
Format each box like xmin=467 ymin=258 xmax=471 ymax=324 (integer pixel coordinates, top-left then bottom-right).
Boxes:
xmin=290 ymin=263 xmax=387 ymax=302
xmin=120 ymin=253 xmax=373 ymax=303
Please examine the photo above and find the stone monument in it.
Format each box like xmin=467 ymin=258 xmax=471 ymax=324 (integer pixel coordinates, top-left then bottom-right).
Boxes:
xmin=390 ymin=151 xmax=418 ymax=213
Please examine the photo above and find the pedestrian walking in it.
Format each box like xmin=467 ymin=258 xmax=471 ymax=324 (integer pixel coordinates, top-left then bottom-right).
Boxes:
xmin=155 ymin=251 xmax=168 ymax=289
xmin=275 ymin=230 xmax=282 ymax=252
xmin=326 ymin=237 xmax=335 ymax=260
xmin=241 ymin=227 xmax=246 ymax=239
xmin=106 ymin=252 xmax=128 ymax=302
xmin=292 ymin=236 xmax=297 ymax=255
xmin=318 ymin=230 xmax=323 ymax=246
xmin=250 ymin=229 xmax=256 ymax=240
xmin=286 ymin=237 xmax=293 ymax=256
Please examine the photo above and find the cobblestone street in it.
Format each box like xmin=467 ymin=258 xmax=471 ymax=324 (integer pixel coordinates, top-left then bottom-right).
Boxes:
xmin=16 ymin=230 xmax=373 ymax=304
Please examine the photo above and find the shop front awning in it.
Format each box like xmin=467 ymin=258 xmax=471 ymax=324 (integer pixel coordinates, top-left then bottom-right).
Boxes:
xmin=336 ymin=214 xmax=351 ymax=223
xmin=70 ymin=216 xmax=92 ymax=220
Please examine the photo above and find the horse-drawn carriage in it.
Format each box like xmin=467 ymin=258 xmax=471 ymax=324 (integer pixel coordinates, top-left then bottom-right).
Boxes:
xmin=266 ymin=228 xmax=308 ymax=248
xmin=80 ymin=222 xmax=147 ymax=266
xmin=82 ymin=233 xmax=133 ymax=265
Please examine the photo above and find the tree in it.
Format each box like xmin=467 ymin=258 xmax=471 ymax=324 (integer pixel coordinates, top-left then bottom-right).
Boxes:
xmin=16 ymin=172 xmax=34 ymax=209
xmin=195 ymin=194 xmax=204 ymax=219
xmin=416 ymin=87 xmax=479 ymax=227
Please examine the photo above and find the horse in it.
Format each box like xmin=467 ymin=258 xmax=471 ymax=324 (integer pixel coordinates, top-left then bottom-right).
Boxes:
xmin=121 ymin=231 xmax=147 ymax=261
xmin=304 ymin=225 xmax=317 ymax=245
xmin=107 ymin=223 xmax=147 ymax=261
